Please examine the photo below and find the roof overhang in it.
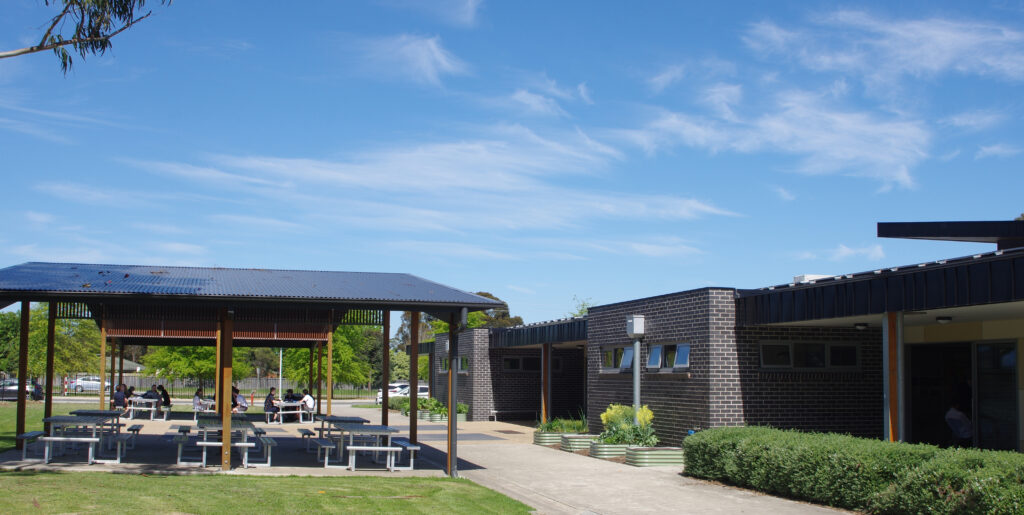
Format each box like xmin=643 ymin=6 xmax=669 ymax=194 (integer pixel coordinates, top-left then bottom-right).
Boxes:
xmin=878 ymin=221 xmax=1024 ymax=250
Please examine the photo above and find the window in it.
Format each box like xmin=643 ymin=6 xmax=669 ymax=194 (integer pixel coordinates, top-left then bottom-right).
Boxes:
xmin=601 ymin=346 xmax=633 ymax=372
xmin=761 ymin=344 xmax=792 ymax=368
xmin=646 ymin=343 xmax=691 ymax=370
xmin=760 ymin=342 xmax=861 ymax=369
xmin=793 ymin=343 xmax=826 ymax=368
xmin=502 ymin=357 xmax=521 ymax=371
xmin=504 ymin=355 xmax=561 ymax=373
xmin=523 ymin=357 xmax=541 ymax=371
xmin=828 ymin=344 xmax=858 ymax=368
xmin=441 ymin=357 xmax=468 ymax=373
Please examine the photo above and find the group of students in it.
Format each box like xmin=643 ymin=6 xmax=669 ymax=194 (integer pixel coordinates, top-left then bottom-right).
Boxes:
xmin=190 ymin=386 xmax=315 ymax=421
xmin=263 ymin=387 xmax=315 ymax=422
xmin=110 ymin=383 xmax=172 ymax=415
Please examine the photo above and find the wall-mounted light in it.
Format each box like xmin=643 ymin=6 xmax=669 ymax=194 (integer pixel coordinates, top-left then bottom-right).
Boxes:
xmin=936 ymin=316 xmax=952 ymax=324
xmin=854 ymin=323 xmax=868 ymax=331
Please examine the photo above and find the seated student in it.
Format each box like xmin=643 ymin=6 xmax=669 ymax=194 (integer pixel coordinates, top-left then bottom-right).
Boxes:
xmin=126 ymin=386 xmax=136 ymax=398
xmin=284 ymin=389 xmax=297 ymax=402
xmin=142 ymin=384 xmax=160 ymax=399
xmin=111 ymin=384 xmax=128 ymax=411
xmin=192 ymin=388 xmax=206 ymax=412
xmin=230 ymin=387 xmax=239 ymax=411
xmin=301 ymin=389 xmax=315 ymax=414
xmin=264 ymin=387 xmax=281 ymax=422
xmin=233 ymin=387 xmax=249 ymax=413
xmin=158 ymin=385 xmax=172 ymax=408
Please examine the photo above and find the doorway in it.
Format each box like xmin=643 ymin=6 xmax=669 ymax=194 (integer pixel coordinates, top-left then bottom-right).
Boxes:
xmin=907 ymin=341 xmax=1018 ymax=450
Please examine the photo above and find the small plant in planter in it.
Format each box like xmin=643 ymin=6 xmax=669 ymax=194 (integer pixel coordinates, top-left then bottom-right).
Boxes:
xmin=533 ymin=415 xmax=588 ymax=446
xmin=590 ymin=404 xmax=659 ymax=459
xmin=456 ymin=402 xmax=469 ymax=422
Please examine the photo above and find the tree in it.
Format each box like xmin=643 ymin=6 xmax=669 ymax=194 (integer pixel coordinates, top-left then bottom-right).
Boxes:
xmin=143 ymin=345 xmax=252 ymax=382
xmin=567 ymin=295 xmax=593 ymax=317
xmin=0 ymin=0 xmax=170 ymax=74
xmin=281 ymin=325 xmax=375 ymax=387
xmin=396 ymin=312 xmax=435 ymax=347
xmin=389 ymin=350 xmax=409 ymax=381
xmin=428 ymin=292 xmax=522 ymax=334
xmin=0 ymin=312 xmax=20 ymax=375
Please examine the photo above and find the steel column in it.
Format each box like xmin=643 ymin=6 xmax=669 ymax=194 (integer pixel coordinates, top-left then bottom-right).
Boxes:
xmin=541 ymin=343 xmax=551 ymax=423
xmin=316 ymin=342 xmax=323 ymax=415
xmin=381 ymin=311 xmax=390 ymax=426
xmin=44 ymin=304 xmax=55 ymax=430
xmin=118 ymin=343 xmax=125 ymax=386
xmin=15 ymin=301 xmax=29 ymax=450
xmin=409 ymin=312 xmax=419 ymax=444
xmin=99 ymin=310 xmax=107 ymax=410
xmin=326 ymin=319 xmax=334 ymax=416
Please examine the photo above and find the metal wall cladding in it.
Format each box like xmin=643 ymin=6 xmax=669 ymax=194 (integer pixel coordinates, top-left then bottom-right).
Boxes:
xmin=738 ymin=249 xmax=1024 ymax=325
xmin=0 ymin=262 xmax=502 ymax=306
xmin=491 ymin=318 xmax=588 ymax=348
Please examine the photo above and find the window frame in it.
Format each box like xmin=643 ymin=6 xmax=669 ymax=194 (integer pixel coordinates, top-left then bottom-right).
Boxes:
xmin=600 ymin=345 xmax=634 ymax=373
xmin=645 ymin=343 xmax=691 ymax=372
xmin=759 ymin=342 xmax=862 ymax=370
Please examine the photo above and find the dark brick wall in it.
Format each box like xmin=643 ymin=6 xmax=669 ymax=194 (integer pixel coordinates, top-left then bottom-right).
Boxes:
xmin=587 ymin=288 xmax=731 ymax=445
xmin=734 ymin=325 xmax=884 ymax=438
xmin=433 ymin=330 xmax=585 ymax=421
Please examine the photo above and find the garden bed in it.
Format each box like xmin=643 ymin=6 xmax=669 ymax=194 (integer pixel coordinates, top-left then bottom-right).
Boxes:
xmin=624 ymin=446 xmax=684 ymax=467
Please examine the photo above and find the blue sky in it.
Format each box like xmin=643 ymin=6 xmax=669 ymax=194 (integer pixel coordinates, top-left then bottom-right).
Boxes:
xmin=1 ymin=1 xmax=1023 ymax=326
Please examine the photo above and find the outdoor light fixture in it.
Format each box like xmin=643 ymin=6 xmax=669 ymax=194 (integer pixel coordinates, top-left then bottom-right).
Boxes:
xmin=854 ymin=323 xmax=868 ymax=331
xmin=936 ymin=316 xmax=952 ymax=324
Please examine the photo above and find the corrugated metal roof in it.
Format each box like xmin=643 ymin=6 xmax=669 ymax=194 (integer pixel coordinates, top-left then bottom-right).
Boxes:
xmin=0 ymin=262 xmax=503 ymax=308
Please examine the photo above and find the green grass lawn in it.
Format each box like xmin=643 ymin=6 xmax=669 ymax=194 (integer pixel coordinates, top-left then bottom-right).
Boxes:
xmin=0 ymin=471 xmax=532 ymax=514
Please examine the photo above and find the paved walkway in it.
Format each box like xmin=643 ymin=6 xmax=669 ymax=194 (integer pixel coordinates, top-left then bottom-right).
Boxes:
xmin=2 ymin=401 xmax=842 ymax=514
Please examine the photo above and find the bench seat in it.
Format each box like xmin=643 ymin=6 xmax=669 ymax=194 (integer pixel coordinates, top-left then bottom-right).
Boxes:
xmin=345 ymin=445 xmax=401 ymax=471
xmin=391 ymin=438 xmax=422 ymax=471
xmin=39 ymin=436 xmax=101 ymax=464
xmin=16 ymin=431 xmax=45 ymax=461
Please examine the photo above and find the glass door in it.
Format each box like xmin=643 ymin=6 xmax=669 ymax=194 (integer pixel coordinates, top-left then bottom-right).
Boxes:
xmin=974 ymin=342 xmax=1018 ymax=450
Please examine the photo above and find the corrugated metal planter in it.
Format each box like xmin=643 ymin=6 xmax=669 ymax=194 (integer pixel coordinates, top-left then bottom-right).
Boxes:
xmin=428 ymin=413 xmax=444 ymax=422
xmin=561 ymin=434 xmax=598 ymax=452
xmin=624 ymin=447 xmax=684 ymax=467
xmin=534 ymin=431 xmax=574 ymax=446
xmin=418 ymin=411 xmax=429 ymax=420
xmin=456 ymin=413 xmax=467 ymax=422
xmin=589 ymin=442 xmax=630 ymax=459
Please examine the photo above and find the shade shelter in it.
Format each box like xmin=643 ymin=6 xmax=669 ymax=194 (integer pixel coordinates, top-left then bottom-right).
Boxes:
xmin=0 ymin=262 xmax=502 ymax=474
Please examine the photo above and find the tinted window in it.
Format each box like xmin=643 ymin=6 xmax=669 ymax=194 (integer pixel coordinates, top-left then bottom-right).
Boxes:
xmin=674 ymin=344 xmax=690 ymax=367
xmin=761 ymin=344 xmax=791 ymax=367
xmin=646 ymin=345 xmax=663 ymax=368
xmin=793 ymin=343 xmax=826 ymax=368
xmin=523 ymin=357 xmax=541 ymax=371
xmin=620 ymin=347 xmax=634 ymax=368
xmin=503 ymin=357 xmax=520 ymax=370
xmin=829 ymin=345 xmax=858 ymax=367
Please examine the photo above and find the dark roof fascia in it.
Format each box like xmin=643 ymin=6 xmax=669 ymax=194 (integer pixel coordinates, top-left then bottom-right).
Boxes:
xmin=115 ymin=337 xmax=322 ymax=349
xmin=490 ymin=317 xmax=588 ymax=348
xmin=736 ymin=247 xmax=1024 ymax=325
xmin=589 ymin=286 xmax=737 ymax=313
xmin=878 ymin=221 xmax=1024 ymax=244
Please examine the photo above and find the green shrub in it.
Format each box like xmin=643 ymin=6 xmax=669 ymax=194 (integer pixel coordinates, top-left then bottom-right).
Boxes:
xmin=683 ymin=426 xmax=1024 ymax=513
xmin=869 ymin=447 xmax=1024 ymax=514
xmin=388 ymin=396 xmax=410 ymax=412
xmin=456 ymin=402 xmax=469 ymax=414
xmin=535 ymin=416 xmax=588 ymax=433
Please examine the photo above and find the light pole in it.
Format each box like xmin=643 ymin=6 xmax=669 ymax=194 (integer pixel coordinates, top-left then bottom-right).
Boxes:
xmin=626 ymin=315 xmax=645 ymax=425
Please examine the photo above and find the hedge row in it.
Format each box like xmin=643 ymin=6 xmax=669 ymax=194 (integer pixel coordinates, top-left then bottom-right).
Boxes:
xmin=682 ymin=426 xmax=1024 ymax=514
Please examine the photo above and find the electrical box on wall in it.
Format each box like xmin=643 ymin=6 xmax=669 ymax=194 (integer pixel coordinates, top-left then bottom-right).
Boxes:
xmin=626 ymin=314 xmax=645 ymax=339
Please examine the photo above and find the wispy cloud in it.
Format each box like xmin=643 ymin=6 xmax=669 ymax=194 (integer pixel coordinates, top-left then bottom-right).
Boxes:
xmin=616 ymin=90 xmax=929 ymax=188
xmin=942 ymin=110 xmax=1005 ymax=130
xmin=25 ymin=211 xmax=55 ymax=224
xmin=209 ymin=214 xmax=302 ymax=231
xmin=577 ymin=82 xmax=593 ymax=104
xmin=131 ymin=222 xmax=188 ymax=235
xmin=387 ymin=240 xmax=518 ymax=260
xmin=509 ymin=89 xmax=567 ymax=117
xmin=356 ymin=34 xmax=468 ymax=86
xmin=976 ymin=143 xmax=1021 ymax=159
xmin=386 ymin=0 xmax=482 ymax=26
xmin=772 ymin=186 xmax=795 ymax=201
xmin=745 ymin=11 xmax=1024 ymax=92
xmin=701 ymin=83 xmax=743 ymax=120
xmin=830 ymin=243 xmax=884 ymax=261
xmin=506 ymin=284 xmax=536 ymax=294
xmin=648 ymin=65 xmax=685 ymax=93
xmin=152 ymin=242 xmax=206 ymax=255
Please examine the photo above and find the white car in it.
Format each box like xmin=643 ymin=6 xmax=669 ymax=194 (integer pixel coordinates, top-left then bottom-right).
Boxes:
xmin=375 ymin=383 xmax=409 ymax=404
xmin=396 ymin=385 xmax=430 ymax=399
xmin=71 ymin=376 xmax=110 ymax=393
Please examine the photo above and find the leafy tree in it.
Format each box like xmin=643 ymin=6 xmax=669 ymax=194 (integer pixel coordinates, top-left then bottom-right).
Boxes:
xmin=418 ymin=354 xmax=429 ymax=381
xmin=246 ymin=347 xmax=279 ymax=378
xmin=281 ymin=325 xmax=375 ymax=387
xmin=0 ymin=0 xmax=170 ymax=74
xmin=567 ymin=295 xmax=593 ymax=317
xmin=0 ymin=312 xmax=20 ymax=375
xmin=389 ymin=350 xmax=409 ymax=381
xmin=429 ymin=292 xmax=521 ymax=334
xmin=143 ymin=345 xmax=252 ymax=381
xmin=396 ymin=312 xmax=435 ymax=348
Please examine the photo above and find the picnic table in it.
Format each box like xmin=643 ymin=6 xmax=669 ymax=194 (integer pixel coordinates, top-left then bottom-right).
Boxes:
xmin=41 ymin=414 xmax=121 ymax=464
xmin=128 ymin=396 xmax=160 ymax=420
xmin=276 ymin=401 xmax=306 ymax=423
xmin=329 ymin=423 xmax=400 ymax=469
xmin=314 ymin=414 xmax=367 ymax=439
xmin=70 ymin=409 xmax=125 ymax=448
xmin=193 ymin=418 xmax=258 ymax=467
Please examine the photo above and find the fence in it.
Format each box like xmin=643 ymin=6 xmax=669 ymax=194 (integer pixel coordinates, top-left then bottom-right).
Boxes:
xmin=0 ymin=373 xmax=372 ymax=401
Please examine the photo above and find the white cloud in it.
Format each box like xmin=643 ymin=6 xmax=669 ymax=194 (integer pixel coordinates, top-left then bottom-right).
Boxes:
xmin=387 ymin=240 xmax=518 ymax=260
xmin=618 ymin=90 xmax=929 ymax=188
xmin=976 ymin=143 xmax=1021 ymax=159
xmin=131 ymin=222 xmax=188 ymax=234
xmin=387 ymin=0 xmax=482 ymax=26
xmin=701 ymin=83 xmax=743 ymax=120
xmin=509 ymin=89 xmax=567 ymax=117
xmin=152 ymin=242 xmax=206 ymax=255
xmin=772 ymin=186 xmax=795 ymax=201
xmin=577 ymin=82 xmax=593 ymax=104
xmin=830 ymin=243 xmax=884 ymax=261
xmin=648 ymin=65 xmax=685 ymax=93
xmin=942 ymin=110 xmax=1005 ymax=130
xmin=745 ymin=11 xmax=1024 ymax=90
xmin=506 ymin=285 xmax=536 ymax=294
xmin=25 ymin=211 xmax=55 ymax=224
xmin=209 ymin=214 xmax=302 ymax=231
xmin=357 ymin=34 xmax=468 ymax=86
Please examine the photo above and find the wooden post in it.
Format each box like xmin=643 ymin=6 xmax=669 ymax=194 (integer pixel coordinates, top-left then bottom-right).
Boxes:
xmin=109 ymin=337 xmax=116 ymax=406
xmin=118 ymin=344 xmax=125 ymax=386
xmin=15 ymin=301 xmax=29 ymax=450
xmin=883 ymin=311 xmax=904 ymax=442
xmin=307 ymin=343 xmax=314 ymax=395
xmin=99 ymin=310 xmax=107 ymax=410
xmin=316 ymin=342 xmax=323 ymax=415
xmin=410 ymin=312 xmax=419 ymax=444
xmin=219 ymin=309 xmax=234 ymax=471
xmin=381 ymin=311 xmax=390 ymax=426
xmin=541 ymin=343 xmax=551 ymax=423
xmin=326 ymin=316 xmax=334 ymax=417
xmin=44 ymin=303 xmax=56 ymax=431
xmin=215 ymin=321 xmax=222 ymax=413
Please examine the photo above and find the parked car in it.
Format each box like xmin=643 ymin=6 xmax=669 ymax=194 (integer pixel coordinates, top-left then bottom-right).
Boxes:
xmin=375 ymin=382 xmax=410 ymax=404
xmin=395 ymin=385 xmax=430 ymax=399
xmin=70 ymin=376 xmax=110 ymax=393
xmin=0 ymin=380 xmax=42 ymax=400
